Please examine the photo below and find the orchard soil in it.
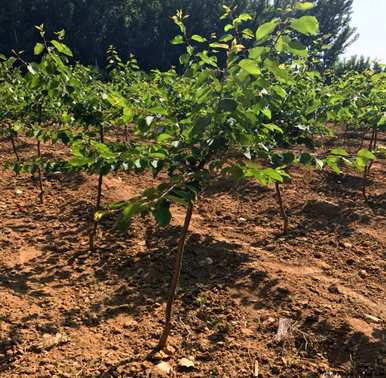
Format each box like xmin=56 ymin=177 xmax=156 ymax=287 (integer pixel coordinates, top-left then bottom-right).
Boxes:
xmin=0 ymin=133 xmax=385 ymax=377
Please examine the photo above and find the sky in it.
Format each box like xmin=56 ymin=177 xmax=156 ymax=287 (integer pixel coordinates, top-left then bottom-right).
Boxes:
xmin=343 ymin=0 xmax=386 ymax=62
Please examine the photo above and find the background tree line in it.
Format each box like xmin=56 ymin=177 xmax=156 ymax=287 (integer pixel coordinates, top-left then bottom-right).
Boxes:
xmin=0 ymin=0 xmax=357 ymax=70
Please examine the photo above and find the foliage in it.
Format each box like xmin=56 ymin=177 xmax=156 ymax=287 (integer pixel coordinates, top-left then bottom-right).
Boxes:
xmin=0 ymin=1 xmax=385 ymax=349
xmin=0 ymin=0 xmax=357 ymax=70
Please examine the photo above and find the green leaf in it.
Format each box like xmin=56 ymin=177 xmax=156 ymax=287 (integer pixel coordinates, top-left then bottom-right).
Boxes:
xmin=291 ymin=16 xmax=319 ymax=36
xmin=51 ymin=40 xmax=73 ymax=57
xmin=261 ymin=108 xmax=272 ymax=120
xmin=153 ymin=201 xmax=172 ymax=227
xmin=288 ymin=40 xmax=307 ymax=57
xmin=329 ymin=147 xmax=349 ymax=157
xmin=197 ymin=51 xmax=218 ymax=67
xmin=209 ymin=42 xmax=229 ymax=50
xmin=239 ymin=59 xmax=261 ymax=76
xmin=233 ymin=13 xmax=253 ymax=25
xmin=219 ymin=34 xmax=233 ymax=42
xmin=272 ymin=85 xmax=287 ymax=98
xmin=264 ymin=59 xmax=292 ymax=82
xmin=248 ymin=47 xmax=267 ymax=59
xmin=157 ymin=133 xmax=172 ymax=143
xmin=255 ymin=19 xmax=279 ymax=42
xmin=294 ymin=2 xmax=315 ymax=10
xmin=242 ymin=28 xmax=254 ymax=40
xmin=34 ymin=43 xmax=45 ymax=55
xmin=263 ymin=123 xmax=283 ymax=133
xmin=263 ymin=168 xmax=285 ymax=183
xmin=171 ymin=35 xmax=184 ymax=45
xmin=27 ymin=64 xmax=37 ymax=75
xmin=191 ymin=34 xmax=207 ymax=43
xmin=94 ymin=143 xmax=116 ymax=160
xmin=118 ymin=202 xmax=141 ymax=232
xmin=357 ymin=148 xmax=376 ymax=160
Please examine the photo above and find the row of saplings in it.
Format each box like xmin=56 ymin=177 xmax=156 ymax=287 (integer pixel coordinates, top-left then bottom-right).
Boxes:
xmin=1 ymin=6 xmax=385 ymax=351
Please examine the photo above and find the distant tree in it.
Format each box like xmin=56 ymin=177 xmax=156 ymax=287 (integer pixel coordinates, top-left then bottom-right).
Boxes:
xmin=0 ymin=0 xmax=358 ymax=70
xmin=311 ymin=0 xmax=358 ymax=69
xmin=335 ymin=55 xmax=385 ymax=76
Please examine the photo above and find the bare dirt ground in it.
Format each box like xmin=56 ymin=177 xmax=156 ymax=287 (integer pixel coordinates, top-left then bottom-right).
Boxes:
xmin=0 ymin=135 xmax=385 ymax=377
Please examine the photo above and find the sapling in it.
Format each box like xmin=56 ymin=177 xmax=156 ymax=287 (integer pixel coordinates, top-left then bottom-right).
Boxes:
xmin=114 ymin=4 xmax=321 ymax=348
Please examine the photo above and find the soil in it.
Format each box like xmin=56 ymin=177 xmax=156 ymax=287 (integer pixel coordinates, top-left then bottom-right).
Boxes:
xmin=0 ymin=134 xmax=385 ymax=378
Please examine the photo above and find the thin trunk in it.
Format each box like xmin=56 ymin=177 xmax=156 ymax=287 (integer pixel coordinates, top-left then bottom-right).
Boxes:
xmin=124 ymin=125 xmax=129 ymax=143
xmin=362 ymin=127 xmax=377 ymax=202
xmin=158 ymin=203 xmax=194 ymax=350
xmin=275 ymin=183 xmax=288 ymax=234
xmin=369 ymin=127 xmax=376 ymax=150
xmin=373 ymin=130 xmax=378 ymax=151
xmin=89 ymin=124 xmax=105 ymax=251
xmin=8 ymin=125 xmax=20 ymax=161
xmin=362 ymin=167 xmax=368 ymax=202
xmin=359 ymin=128 xmax=366 ymax=150
xmin=37 ymin=139 xmax=44 ymax=204
xmin=367 ymin=129 xmax=378 ymax=174
xmin=342 ymin=123 xmax=348 ymax=146
xmin=89 ymin=173 xmax=103 ymax=251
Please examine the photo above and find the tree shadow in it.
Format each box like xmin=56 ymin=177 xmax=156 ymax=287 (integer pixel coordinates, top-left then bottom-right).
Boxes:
xmin=203 ymin=177 xmax=271 ymax=201
xmin=309 ymin=320 xmax=386 ymax=377
xmin=45 ymin=171 xmax=87 ymax=190
xmin=315 ymin=171 xmax=369 ymax=196
xmin=368 ymin=191 xmax=386 ymax=217
xmin=290 ymin=198 xmax=365 ymax=235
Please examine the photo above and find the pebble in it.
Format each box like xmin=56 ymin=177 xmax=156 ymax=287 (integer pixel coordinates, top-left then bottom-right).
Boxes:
xmin=364 ymin=314 xmax=382 ymax=324
xmin=153 ymin=361 xmax=172 ymax=376
xmin=359 ymin=270 xmax=367 ymax=278
xmin=328 ymin=285 xmax=340 ymax=294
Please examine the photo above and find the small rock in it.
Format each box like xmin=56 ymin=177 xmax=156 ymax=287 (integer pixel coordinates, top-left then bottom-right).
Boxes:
xmin=35 ymin=333 xmax=70 ymax=351
xmin=123 ymin=319 xmax=138 ymax=329
xmin=199 ymin=257 xmax=214 ymax=266
xmin=328 ymin=285 xmax=340 ymax=294
xmin=241 ymin=328 xmax=254 ymax=337
xmin=363 ymin=314 xmax=382 ymax=324
xmin=359 ymin=270 xmax=367 ymax=278
xmin=177 ymin=357 xmax=195 ymax=370
xmin=275 ymin=317 xmax=292 ymax=342
xmin=153 ymin=361 xmax=172 ymax=376
xmin=341 ymin=242 xmax=352 ymax=249
xmin=205 ymin=257 xmax=214 ymax=265
xmin=163 ymin=345 xmax=176 ymax=356
xmin=150 ymin=351 xmax=169 ymax=361
xmin=318 ymin=261 xmax=330 ymax=270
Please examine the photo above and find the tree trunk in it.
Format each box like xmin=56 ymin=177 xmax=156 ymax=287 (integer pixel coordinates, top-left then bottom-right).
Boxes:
xmin=89 ymin=124 xmax=105 ymax=251
xmin=367 ymin=128 xmax=378 ymax=174
xmin=124 ymin=125 xmax=129 ymax=143
xmin=362 ymin=167 xmax=368 ymax=202
xmin=362 ymin=127 xmax=377 ymax=201
xmin=37 ymin=139 xmax=44 ymax=204
xmin=8 ymin=125 xmax=20 ymax=161
xmin=359 ymin=128 xmax=366 ymax=150
xmin=158 ymin=203 xmax=194 ymax=350
xmin=275 ymin=183 xmax=288 ymax=234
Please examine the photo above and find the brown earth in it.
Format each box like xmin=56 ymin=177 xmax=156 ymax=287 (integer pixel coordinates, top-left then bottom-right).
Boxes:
xmin=0 ymin=135 xmax=385 ymax=378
